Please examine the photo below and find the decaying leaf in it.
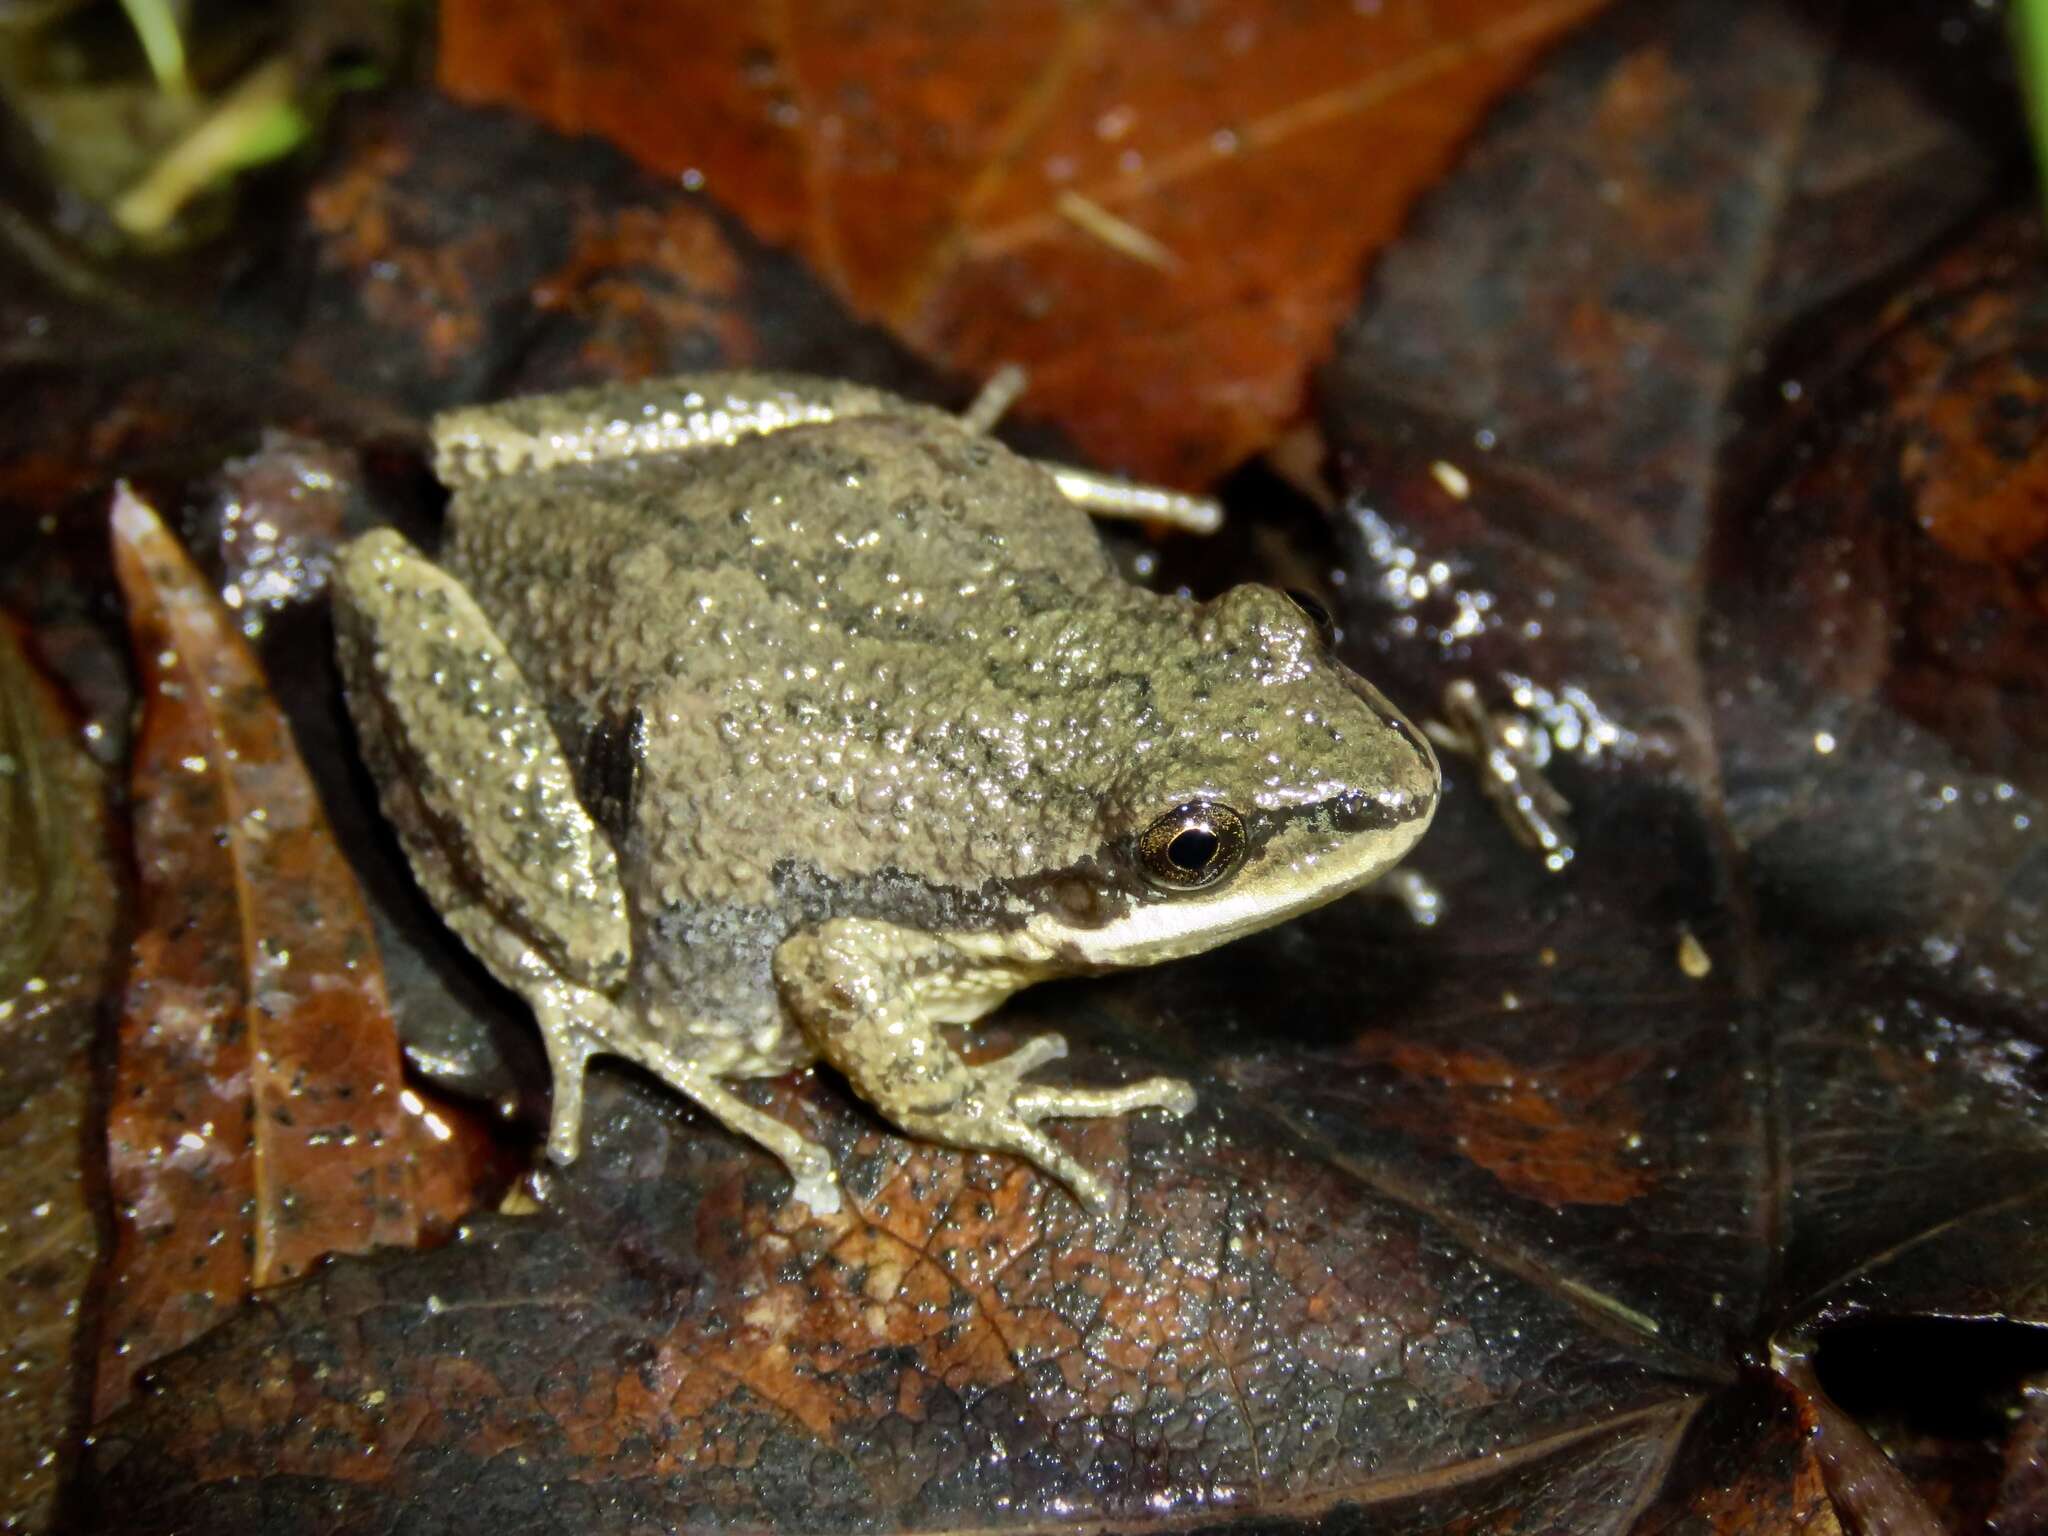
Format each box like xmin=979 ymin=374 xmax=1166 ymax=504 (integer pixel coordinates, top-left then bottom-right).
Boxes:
xmin=79 ymin=1059 xmax=1712 ymax=1535
xmin=280 ymin=92 xmax=933 ymax=422
xmin=438 ymin=0 xmax=1614 ymax=486
xmin=95 ymin=488 xmax=495 ymax=1418
xmin=0 ymin=618 xmax=117 ymax=1535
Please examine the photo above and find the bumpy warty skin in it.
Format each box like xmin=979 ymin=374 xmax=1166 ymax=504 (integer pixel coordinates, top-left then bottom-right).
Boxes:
xmin=439 ymin=410 xmax=1433 ymax=1034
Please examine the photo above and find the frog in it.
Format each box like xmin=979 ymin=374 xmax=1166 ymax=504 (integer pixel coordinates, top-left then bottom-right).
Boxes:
xmin=332 ymin=370 xmax=1440 ymax=1216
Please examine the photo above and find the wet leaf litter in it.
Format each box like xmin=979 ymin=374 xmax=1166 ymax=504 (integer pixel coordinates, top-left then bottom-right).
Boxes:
xmin=0 ymin=1 xmax=2038 ymax=1533
xmin=97 ymin=490 xmax=496 ymax=1418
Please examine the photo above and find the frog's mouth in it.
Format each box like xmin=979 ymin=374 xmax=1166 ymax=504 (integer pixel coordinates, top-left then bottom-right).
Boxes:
xmin=1034 ymin=784 xmax=1436 ymax=971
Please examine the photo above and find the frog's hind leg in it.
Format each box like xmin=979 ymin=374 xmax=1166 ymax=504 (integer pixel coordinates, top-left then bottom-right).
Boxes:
xmin=431 ymin=374 xmax=917 ymax=488
xmin=960 ymin=364 xmax=1222 ymax=534
xmin=334 ymin=529 xmax=632 ymax=1153
xmin=336 ymin=530 xmax=844 ymax=1212
xmin=334 ymin=529 xmax=633 ymax=989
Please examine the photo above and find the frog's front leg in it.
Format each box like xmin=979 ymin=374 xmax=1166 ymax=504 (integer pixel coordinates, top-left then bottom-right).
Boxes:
xmin=774 ymin=918 xmax=1196 ymax=1213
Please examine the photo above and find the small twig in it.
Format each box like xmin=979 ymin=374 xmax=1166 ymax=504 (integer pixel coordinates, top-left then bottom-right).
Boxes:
xmin=1055 ymin=191 xmax=1179 ymax=270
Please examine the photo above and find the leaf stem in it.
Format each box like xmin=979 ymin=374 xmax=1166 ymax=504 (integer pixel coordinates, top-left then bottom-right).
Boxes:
xmin=2015 ymin=0 xmax=2048 ymax=219
xmin=115 ymin=0 xmax=191 ymax=98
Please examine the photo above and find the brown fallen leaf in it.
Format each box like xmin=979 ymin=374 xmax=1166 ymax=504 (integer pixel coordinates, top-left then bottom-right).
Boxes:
xmin=0 ymin=617 xmax=117 ymax=1535
xmin=95 ymin=488 xmax=498 ymax=1419
xmin=277 ymin=91 xmax=936 ymax=423
xmin=438 ymin=0 xmax=1612 ymax=487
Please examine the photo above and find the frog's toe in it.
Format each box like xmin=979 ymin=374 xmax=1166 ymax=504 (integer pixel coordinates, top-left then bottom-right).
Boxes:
xmin=1011 ymin=1073 xmax=1199 ymax=1124
xmin=994 ymin=1032 xmax=1068 ymax=1080
xmin=787 ymin=1161 xmax=842 ymax=1216
xmin=999 ymin=1122 xmax=1114 ymax=1220
xmin=543 ymin=1074 xmax=589 ymax=1165
xmin=1155 ymin=1078 xmax=1198 ymax=1119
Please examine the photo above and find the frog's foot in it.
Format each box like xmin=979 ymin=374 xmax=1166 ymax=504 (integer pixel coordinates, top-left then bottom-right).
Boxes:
xmin=922 ymin=1048 xmax=1195 ymax=1215
xmin=430 ymin=905 xmax=614 ymax=1168
xmin=1369 ymin=867 xmax=1445 ymax=928
xmin=600 ymin=1035 xmax=841 ymax=1215
xmin=1426 ymin=678 xmax=1574 ymax=871
xmin=777 ymin=918 xmax=1196 ymax=1214
xmin=437 ymin=890 xmax=838 ymax=1209
xmin=524 ymin=993 xmax=841 ymax=1212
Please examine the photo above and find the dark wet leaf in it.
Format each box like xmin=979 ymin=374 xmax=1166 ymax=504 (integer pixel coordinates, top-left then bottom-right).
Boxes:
xmin=0 ymin=618 xmax=117 ymax=1534
xmin=269 ymin=90 xmax=933 ymax=423
xmin=81 ymin=1061 xmax=1705 ymax=1535
xmin=1317 ymin=0 xmax=2039 ymax=1528
xmin=1991 ymin=1375 xmax=2048 ymax=1531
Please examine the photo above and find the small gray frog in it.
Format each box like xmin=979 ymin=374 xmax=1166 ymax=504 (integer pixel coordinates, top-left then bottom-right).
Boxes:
xmin=333 ymin=371 xmax=1439 ymax=1215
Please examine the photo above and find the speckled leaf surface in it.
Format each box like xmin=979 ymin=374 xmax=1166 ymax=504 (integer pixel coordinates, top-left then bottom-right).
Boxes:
xmin=95 ymin=490 xmax=499 ymax=1418
xmin=78 ymin=1059 xmax=1706 ymax=1535
xmin=0 ymin=621 xmax=117 ymax=1533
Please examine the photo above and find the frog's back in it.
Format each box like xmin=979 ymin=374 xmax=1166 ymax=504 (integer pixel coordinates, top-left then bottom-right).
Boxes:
xmin=439 ymin=408 xmax=1156 ymax=1033
xmin=445 ymin=407 xmax=1153 ymax=932
xmin=442 ymin=413 xmax=1117 ymax=709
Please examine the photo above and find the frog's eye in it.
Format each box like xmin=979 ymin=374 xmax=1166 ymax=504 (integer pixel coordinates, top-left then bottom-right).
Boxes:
xmin=1138 ymin=802 xmax=1247 ymax=891
xmin=1283 ymin=588 xmax=1338 ymax=647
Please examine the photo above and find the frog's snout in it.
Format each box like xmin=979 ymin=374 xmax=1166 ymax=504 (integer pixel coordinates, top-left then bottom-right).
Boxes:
xmin=1386 ymin=703 xmax=1442 ymax=817
xmin=1333 ymin=667 xmax=1440 ymax=810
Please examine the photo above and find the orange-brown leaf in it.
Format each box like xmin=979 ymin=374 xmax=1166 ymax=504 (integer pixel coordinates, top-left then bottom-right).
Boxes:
xmin=96 ymin=488 xmax=487 ymax=1418
xmin=438 ymin=0 xmax=1610 ymax=486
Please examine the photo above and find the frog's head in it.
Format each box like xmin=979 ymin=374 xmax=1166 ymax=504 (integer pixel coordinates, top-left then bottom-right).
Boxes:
xmin=1034 ymin=584 xmax=1439 ymax=969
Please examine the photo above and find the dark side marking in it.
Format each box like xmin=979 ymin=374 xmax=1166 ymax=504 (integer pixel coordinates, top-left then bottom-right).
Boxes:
xmin=578 ymin=705 xmax=647 ymax=845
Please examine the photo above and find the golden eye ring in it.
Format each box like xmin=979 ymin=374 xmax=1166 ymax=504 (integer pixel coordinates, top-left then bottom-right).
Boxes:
xmin=1137 ymin=802 xmax=1247 ymax=890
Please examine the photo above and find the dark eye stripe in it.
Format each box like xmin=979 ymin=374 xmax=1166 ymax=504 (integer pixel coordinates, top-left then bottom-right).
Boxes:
xmin=577 ymin=705 xmax=645 ymax=844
